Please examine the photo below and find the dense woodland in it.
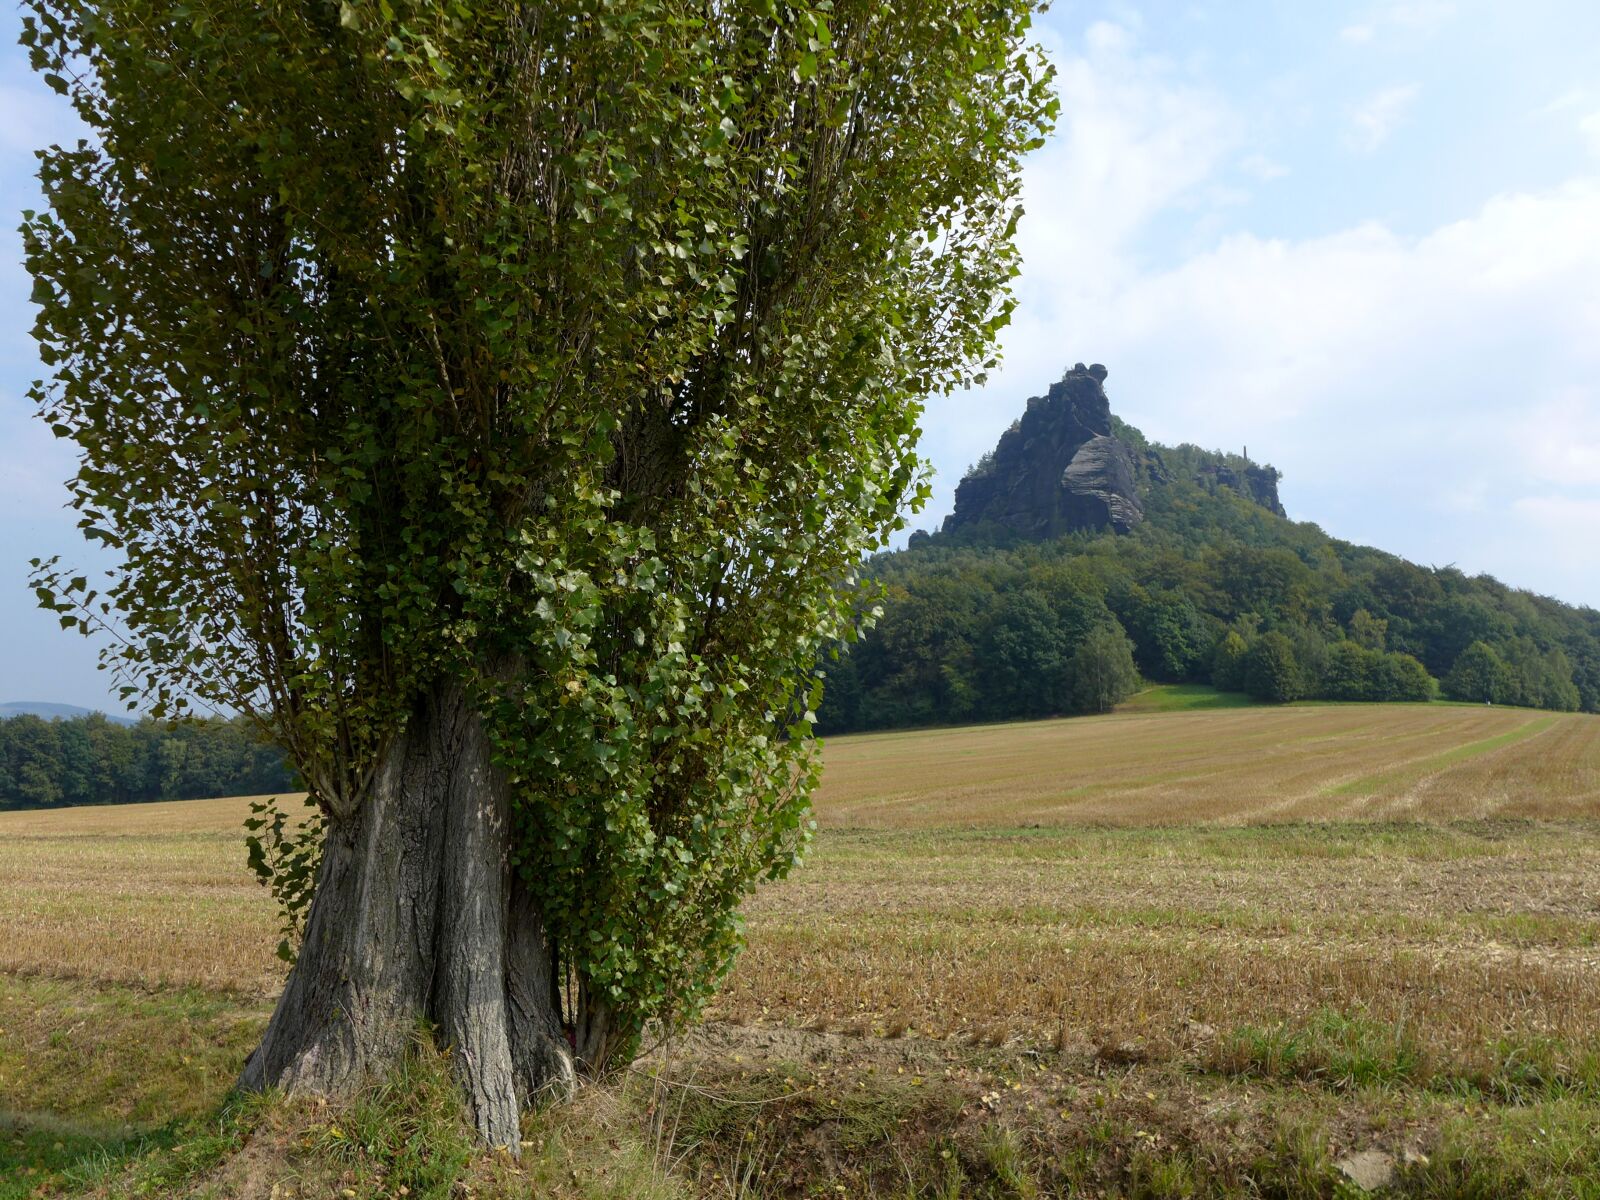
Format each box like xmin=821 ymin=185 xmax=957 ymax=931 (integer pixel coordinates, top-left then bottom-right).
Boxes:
xmin=820 ymin=434 xmax=1600 ymax=732
xmin=0 ymin=713 xmax=296 ymax=811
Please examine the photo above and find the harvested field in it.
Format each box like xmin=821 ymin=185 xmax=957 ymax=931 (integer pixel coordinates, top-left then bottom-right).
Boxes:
xmin=4 ymin=701 xmax=1600 ymax=1196
xmin=814 ymin=703 xmax=1600 ymax=827
xmin=714 ymin=822 xmax=1600 ymax=1090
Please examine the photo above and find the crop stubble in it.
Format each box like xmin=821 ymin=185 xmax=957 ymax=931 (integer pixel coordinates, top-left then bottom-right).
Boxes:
xmin=2 ymin=704 xmax=1598 ymax=1093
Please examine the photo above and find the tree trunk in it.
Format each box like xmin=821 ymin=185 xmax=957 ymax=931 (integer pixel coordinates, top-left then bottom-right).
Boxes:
xmin=239 ymin=682 xmax=574 ymax=1151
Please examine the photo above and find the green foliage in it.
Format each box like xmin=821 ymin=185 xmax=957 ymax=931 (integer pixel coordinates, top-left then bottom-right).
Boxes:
xmin=1068 ymin=624 xmax=1141 ymax=714
xmin=818 ymin=416 xmax=1600 ymax=732
xmin=1321 ymin=640 xmax=1373 ymax=701
xmin=1348 ymin=607 xmax=1388 ymax=652
xmin=979 ymin=589 xmax=1114 ymax=718
xmin=0 ymin=713 xmax=295 ymax=812
xmin=1498 ymin=640 xmax=1582 ymax=711
xmin=1322 ymin=641 xmax=1433 ymax=702
xmin=1243 ymin=633 xmax=1301 ymax=704
xmin=320 ymin=1033 xmax=479 ymax=1199
xmin=1218 ymin=1008 xmax=1428 ymax=1090
xmin=1209 ymin=631 xmax=1250 ymax=693
xmin=244 ymin=795 xmax=325 ymax=963
xmin=1445 ymin=641 xmax=1514 ymax=704
xmin=23 ymin=0 xmax=1055 ymax=1060
xmin=1372 ymin=650 xmax=1435 ymax=702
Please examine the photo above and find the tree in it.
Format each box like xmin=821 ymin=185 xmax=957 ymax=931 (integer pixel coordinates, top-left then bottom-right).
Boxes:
xmin=1287 ymin=624 xmax=1329 ymax=697
xmin=1244 ymin=633 xmax=1301 ymax=703
xmin=1321 ymin=640 xmax=1374 ymax=700
xmin=1125 ymin=589 xmax=1209 ymax=681
xmin=1210 ymin=631 xmax=1250 ymax=692
xmin=0 ymin=716 xmax=64 ymax=807
xmin=1348 ymin=608 xmax=1387 ymax=652
xmin=1443 ymin=641 xmax=1512 ymax=704
xmin=24 ymin=0 xmax=1054 ymax=1148
xmin=982 ymin=590 xmax=1070 ymax=717
xmin=1499 ymin=641 xmax=1582 ymax=712
xmin=1067 ymin=624 xmax=1141 ymax=714
xmin=1372 ymin=653 xmax=1434 ymax=702
xmin=0 ymin=714 xmax=296 ymax=811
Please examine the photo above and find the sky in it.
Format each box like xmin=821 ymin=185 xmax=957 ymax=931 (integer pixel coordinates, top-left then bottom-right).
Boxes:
xmin=3 ymin=2 xmax=1600 ymax=711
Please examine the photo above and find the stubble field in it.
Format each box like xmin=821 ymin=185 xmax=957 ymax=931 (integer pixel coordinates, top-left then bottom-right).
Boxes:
xmin=4 ymin=698 xmax=1600 ymax=1197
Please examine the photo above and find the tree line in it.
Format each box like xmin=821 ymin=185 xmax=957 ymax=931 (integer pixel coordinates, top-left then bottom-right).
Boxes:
xmin=820 ymin=439 xmax=1599 ymax=732
xmin=0 ymin=712 xmax=296 ymax=811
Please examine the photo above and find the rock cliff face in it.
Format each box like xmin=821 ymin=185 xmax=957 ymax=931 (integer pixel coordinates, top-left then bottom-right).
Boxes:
xmin=1197 ymin=461 xmax=1285 ymax=517
xmin=942 ymin=362 xmax=1286 ymax=539
xmin=944 ymin=364 xmax=1147 ymax=537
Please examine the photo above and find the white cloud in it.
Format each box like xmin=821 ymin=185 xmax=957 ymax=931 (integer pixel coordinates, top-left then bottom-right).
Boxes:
xmin=1384 ymin=1 xmax=1457 ymax=31
xmin=916 ymin=22 xmax=1238 ymax=488
xmin=1538 ymin=88 xmax=1589 ymax=117
xmin=1581 ymin=112 xmax=1600 ymax=158
xmin=1239 ymin=153 xmax=1289 ymax=181
xmin=1505 ymin=496 xmax=1600 ymax=599
xmin=1395 ymin=1 xmax=1459 ymax=29
xmin=1023 ymin=22 xmax=1237 ymax=279
xmin=1342 ymin=1 xmax=1456 ymax=44
xmin=997 ymin=178 xmax=1600 ymax=599
xmin=1521 ymin=390 xmax=1600 ymax=487
xmin=1347 ymin=84 xmax=1421 ymax=152
xmin=1513 ymin=495 xmax=1600 ymax=535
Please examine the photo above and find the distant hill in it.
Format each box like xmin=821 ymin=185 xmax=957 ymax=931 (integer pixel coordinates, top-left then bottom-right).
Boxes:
xmin=0 ymin=701 xmax=136 ymax=726
xmin=819 ymin=363 xmax=1599 ymax=733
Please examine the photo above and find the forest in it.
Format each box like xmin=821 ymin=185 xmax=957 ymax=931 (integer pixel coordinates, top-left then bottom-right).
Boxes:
xmin=0 ymin=712 xmax=296 ymax=811
xmin=820 ymin=435 xmax=1599 ymax=733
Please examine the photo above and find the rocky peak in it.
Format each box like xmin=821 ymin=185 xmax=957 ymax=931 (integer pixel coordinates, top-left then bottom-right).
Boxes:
xmin=944 ymin=364 xmax=1145 ymax=537
xmin=941 ymin=362 xmax=1287 ymax=541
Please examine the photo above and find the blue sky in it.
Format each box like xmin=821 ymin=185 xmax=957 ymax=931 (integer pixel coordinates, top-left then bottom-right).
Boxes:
xmin=3 ymin=1 xmax=1600 ymax=711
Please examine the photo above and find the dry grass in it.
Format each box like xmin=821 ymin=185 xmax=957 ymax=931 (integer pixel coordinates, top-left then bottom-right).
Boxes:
xmin=0 ymin=794 xmax=296 ymax=837
xmin=2 ymin=707 xmax=1598 ymax=1066
xmin=0 ymin=809 xmax=284 ymax=995
xmin=709 ymin=821 xmax=1600 ymax=1091
xmin=814 ymin=703 xmax=1600 ymax=827
xmin=5 ymin=702 xmax=1600 ymax=1194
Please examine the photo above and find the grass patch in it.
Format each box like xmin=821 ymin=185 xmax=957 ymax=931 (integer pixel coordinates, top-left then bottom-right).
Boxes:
xmin=310 ymin=1034 xmax=478 ymax=1198
xmin=1117 ymin=684 xmax=1256 ymax=714
xmin=0 ymin=975 xmax=264 ymax=1126
xmin=1212 ymin=1008 xmax=1429 ymax=1091
xmin=1393 ymin=1100 xmax=1600 ymax=1199
xmin=0 ymin=1116 xmax=164 ymax=1200
xmin=1211 ymin=1009 xmax=1600 ymax=1105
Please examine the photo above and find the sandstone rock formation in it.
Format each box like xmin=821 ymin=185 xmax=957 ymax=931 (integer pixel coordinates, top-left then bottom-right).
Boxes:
xmin=943 ymin=362 xmax=1287 ymax=540
xmin=944 ymin=364 xmax=1147 ymax=537
xmin=1062 ymin=434 xmax=1144 ymax=533
xmin=1197 ymin=461 xmax=1286 ymax=517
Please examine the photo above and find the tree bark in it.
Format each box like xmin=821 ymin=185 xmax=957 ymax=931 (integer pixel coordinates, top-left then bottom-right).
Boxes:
xmin=239 ymin=682 xmax=573 ymax=1151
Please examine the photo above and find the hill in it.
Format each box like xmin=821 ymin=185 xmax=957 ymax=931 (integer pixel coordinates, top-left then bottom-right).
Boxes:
xmin=0 ymin=700 xmax=135 ymax=725
xmin=820 ymin=364 xmax=1600 ymax=732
